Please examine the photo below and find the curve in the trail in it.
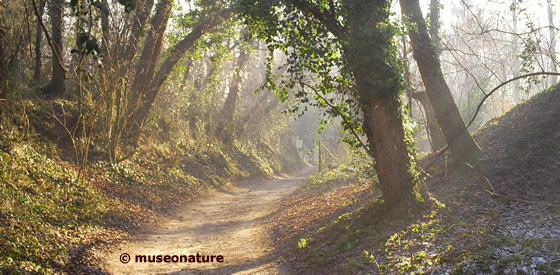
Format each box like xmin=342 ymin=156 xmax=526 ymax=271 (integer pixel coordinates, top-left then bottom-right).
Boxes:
xmin=103 ymin=165 xmax=315 ymax=274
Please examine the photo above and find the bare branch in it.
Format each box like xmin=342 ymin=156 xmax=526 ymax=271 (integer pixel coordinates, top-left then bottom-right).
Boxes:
xmin=467 ymin=72 xmax=560 ymax=128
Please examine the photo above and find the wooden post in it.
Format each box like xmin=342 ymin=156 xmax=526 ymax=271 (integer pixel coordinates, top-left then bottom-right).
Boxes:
xmin=318 ymin=139 xmax=322 ymax=172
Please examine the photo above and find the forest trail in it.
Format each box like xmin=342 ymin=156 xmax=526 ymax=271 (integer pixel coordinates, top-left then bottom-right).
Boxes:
xmin=102 ymin=165 xmax=315 ymax=274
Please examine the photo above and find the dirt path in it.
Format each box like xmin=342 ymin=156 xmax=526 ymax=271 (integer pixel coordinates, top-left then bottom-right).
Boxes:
xmin=102 ymin=165 xmax=315 ymax=274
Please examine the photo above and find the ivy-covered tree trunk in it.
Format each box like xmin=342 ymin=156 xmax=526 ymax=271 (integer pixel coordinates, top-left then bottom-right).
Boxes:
xmin=346 ymin=0 xmax=418 ymax=214
xmin=361 ymin=94 xmax=417 ymax=213
xmin=400 ymin=0 xmax=482 ymax=164
xmin=44 ymin=0 xmax=65 ymax=97
xmin=414 ymin=0 xmax=446 ymax=152
xmin=285 ymin=0 xmax=420 ymax=214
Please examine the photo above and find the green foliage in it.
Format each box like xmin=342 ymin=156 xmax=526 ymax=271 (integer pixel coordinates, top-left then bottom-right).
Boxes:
xmin=241 ymin=0 xmax=368 ymax=158
xmin=298 ymin=238 xmax=308 ymax=249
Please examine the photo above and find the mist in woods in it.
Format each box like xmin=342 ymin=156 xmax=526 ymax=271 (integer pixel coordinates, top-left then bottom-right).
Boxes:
xmin=0 ymin=0 xmax=559 ymax=273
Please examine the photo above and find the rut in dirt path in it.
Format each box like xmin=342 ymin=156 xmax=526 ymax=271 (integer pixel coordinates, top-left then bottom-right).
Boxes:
xmin=103 ymin=165 xmax=315 ymax=274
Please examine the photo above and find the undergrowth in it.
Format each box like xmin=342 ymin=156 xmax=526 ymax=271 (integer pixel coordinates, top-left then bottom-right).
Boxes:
xmin=0 ymin=138 xmax=112 ymax=272
xmin=306 ymin=165 xmax=367 ymax=189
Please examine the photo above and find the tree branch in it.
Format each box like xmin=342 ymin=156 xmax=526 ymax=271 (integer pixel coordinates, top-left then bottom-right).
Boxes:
xmin=301 ymin=81 xmax=370 ymax=153
xmin=467 ymin=72 xmax=560 ymax=128
xmin=289 ymin=0 xmax=348 ymax=41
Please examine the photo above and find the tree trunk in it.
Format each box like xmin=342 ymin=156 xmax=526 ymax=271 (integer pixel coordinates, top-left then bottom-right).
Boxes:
xmin=0 ymin=31 xmax=6 ymax=100
xmin=126 ymin=9 xmax=233 ymax=143
xmin=412 ymin=91 xmax=446 ymax=151
xmin=33 ymin=0 xmax=46 ymax=81
xmin=43 ymin=0 xmax=65 ymax=97
xmin=100 ymin=0 xmax=114 ymax=142
xmin=122 ymin=0 xmax=154 ymax=62
xmin=126 ymin=0 xmax=174 ymax=143
xmin=429 ymin=0 xmax=441 ymax=59
xmin=365 ymin=95 xmax=416 ymax=213
xmin=220 ymin=46 xmax=249 ymax=144
xmin=346 ymin=0 xmax=418 ymax=214
xmin=400 ymin=0 xmax=481 ymax=164
xmin=418 ymin=0 xmax=445 ymax=151
xmin=547 ymin=0 xmax=557 ymax=85
xmin=0 ymin=1 xmax=5 ymax=102
xmin=511 ymin=0 xmax=521 ymax=100
xmin=130 ymin=0 xmax=173 ymax=99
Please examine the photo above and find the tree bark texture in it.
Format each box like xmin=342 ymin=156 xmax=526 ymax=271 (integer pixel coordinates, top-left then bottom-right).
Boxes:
xmin=429 ymin=0 xmax=441 ymax=60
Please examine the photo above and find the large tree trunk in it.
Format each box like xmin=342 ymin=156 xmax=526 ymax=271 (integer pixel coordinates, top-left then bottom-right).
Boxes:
xmin=400 ymin=0 xmax=481 ymax=164
xmin=347 ymin=0 xmax=418 ymax=214
xmin=43 ymin=0 xmax=65 ymax=97
xmin=274 ymin=0 xmax=420 ymax=213
xmin=33 ymin=0 xmax=46 ymax=81
xmin=365 ymin=95 xmax=416 ymax=213
xmin=418 ymin=0 xmax=445 ymax=152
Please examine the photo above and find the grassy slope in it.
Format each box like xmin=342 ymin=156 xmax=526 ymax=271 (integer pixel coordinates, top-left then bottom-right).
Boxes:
xmin=272 ymin=84 xmax=560 ymax=274
xmin=0 ymin=89 xmax=300 ymax=273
